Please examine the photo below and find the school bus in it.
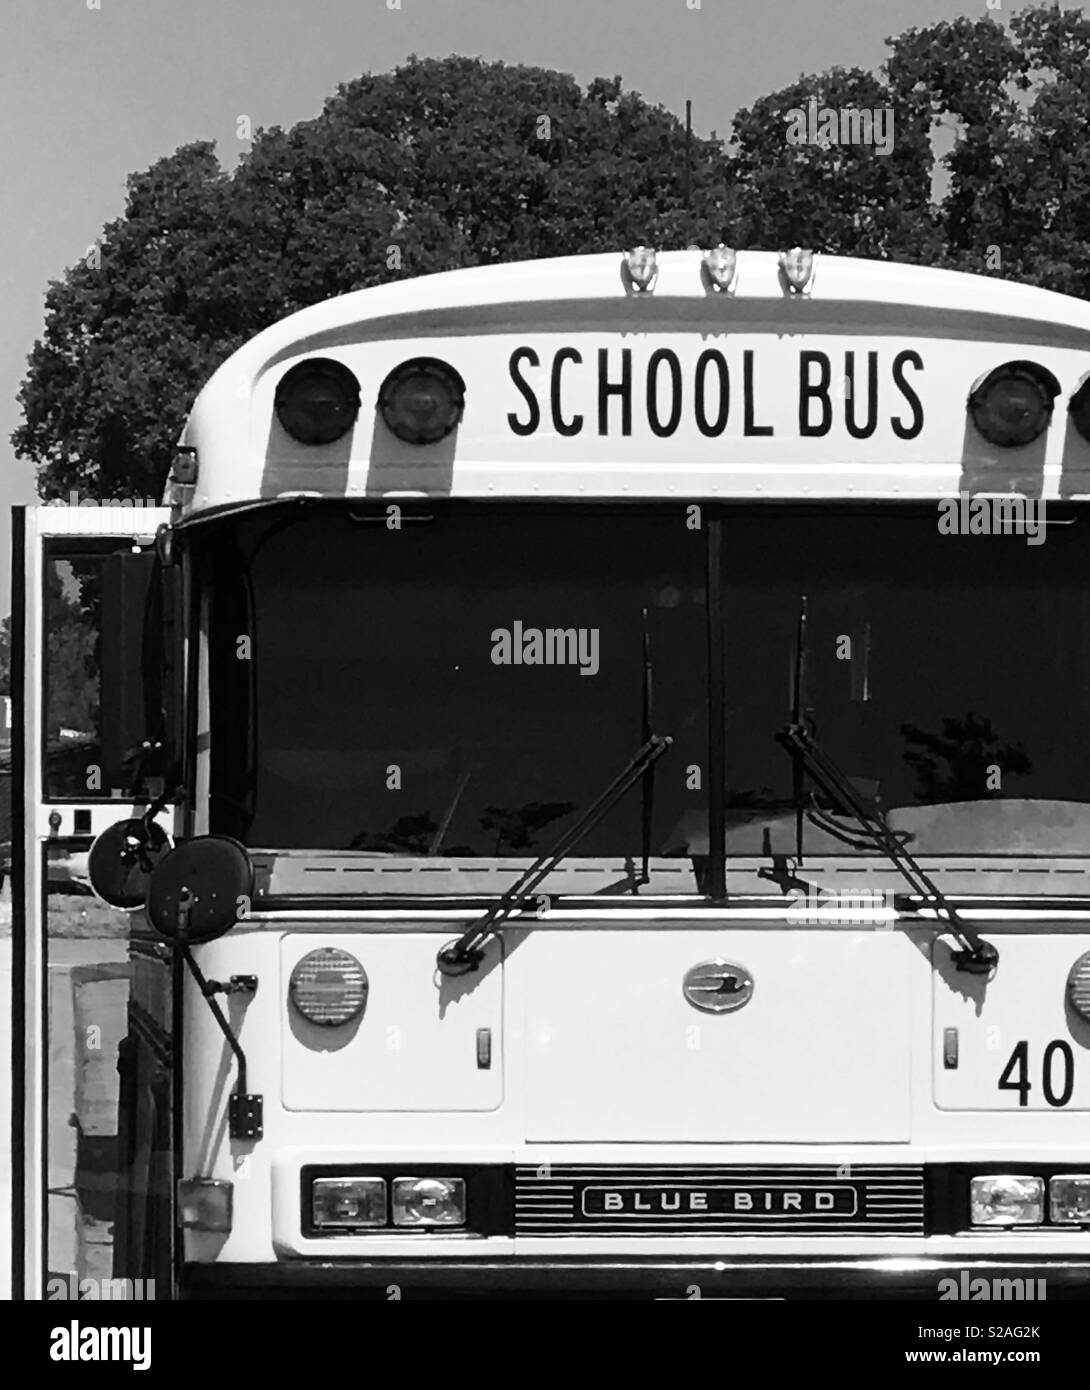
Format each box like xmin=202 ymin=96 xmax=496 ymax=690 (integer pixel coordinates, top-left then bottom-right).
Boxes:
xmin=13 ymin=247 xmax=1090 ymax=1299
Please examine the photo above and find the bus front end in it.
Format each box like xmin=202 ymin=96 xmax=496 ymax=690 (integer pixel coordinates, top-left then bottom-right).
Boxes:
xmin=114 ymin=250 xmax=1090 ymax=1298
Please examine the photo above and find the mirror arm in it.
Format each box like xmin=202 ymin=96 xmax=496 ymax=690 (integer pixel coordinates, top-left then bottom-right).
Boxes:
xmin=179 ymin=945 xmax=263 ymax=1142
xmin=139 ymin=777 xmax=185 ymax=841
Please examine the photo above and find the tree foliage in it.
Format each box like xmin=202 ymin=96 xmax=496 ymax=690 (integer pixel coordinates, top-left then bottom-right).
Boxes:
xmin=13 ymin=12 xmax=1090 ymax=502
xmin=45 ymin=562 xmax=100 ymax=740
xmin=901 ymin=712 xmax=1032 ymax=803
xmin=14 ymin=57 xmax=725 ymax=502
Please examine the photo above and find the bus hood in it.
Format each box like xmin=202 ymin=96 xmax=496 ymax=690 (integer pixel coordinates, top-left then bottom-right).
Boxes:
xmin=280 ymin=926 xmax=913 ymax=1141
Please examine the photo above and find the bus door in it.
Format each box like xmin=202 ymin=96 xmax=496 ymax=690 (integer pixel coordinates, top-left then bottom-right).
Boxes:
xmin=10 ymin=503 xmax=179 ymax=1300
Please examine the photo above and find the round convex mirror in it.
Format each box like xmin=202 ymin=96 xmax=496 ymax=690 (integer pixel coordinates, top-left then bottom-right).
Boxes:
xmin=145 ymin=835 xmax=254 ymax=945
xmin=87 ymin=819 xmax=173 ymax=909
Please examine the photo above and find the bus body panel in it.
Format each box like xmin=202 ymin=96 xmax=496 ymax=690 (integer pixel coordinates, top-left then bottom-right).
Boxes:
xmin=519 ymin=927 xmax=911 ymax=1142
xmin=175 ymin=250 xmax=1090 ymax=516
xmin=175 ymin=919 xmax=1090 ymax=1274
xmin=281 ymin=932 xmax=504 ymax=1112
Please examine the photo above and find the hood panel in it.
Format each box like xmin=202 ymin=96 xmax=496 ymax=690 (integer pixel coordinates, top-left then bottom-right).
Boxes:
xmin=281 ymin=933 xmax=503 ymax=1112
xmin=522 ymin=929 xmax=911 ymax=1142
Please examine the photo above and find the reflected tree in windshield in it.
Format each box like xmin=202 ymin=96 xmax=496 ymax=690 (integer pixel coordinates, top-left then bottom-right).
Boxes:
xmin=349 ymin=813 xmax=445 ymax=854
xmin=479 ymin=800 xmax=576 ymax=853
xmin=900 ymin=712 xmax=1032 ymax=803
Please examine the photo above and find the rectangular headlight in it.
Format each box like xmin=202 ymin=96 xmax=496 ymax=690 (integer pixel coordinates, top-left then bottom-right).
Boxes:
xmin=312 ymin=1177 xmax=387 ymax=1229
xmin=391 ymin=1177 xmax=466 ymax=1227
xmin=1049 ymin=1175 xmax=1090 ymax=1225
xmin=970 ymin=1175 xmax=1044 ymax=1226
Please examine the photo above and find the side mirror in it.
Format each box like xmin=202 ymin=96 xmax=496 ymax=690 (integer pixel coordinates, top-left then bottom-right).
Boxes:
xmin=87 ymin=819 xmax=173 ymax=908
xmin=145 ymin=835 xmax=254 ymax=945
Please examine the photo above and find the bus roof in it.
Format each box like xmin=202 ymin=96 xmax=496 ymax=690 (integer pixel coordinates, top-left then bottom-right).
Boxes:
xmin=175 ymin=250 xmax=1090 ymax=521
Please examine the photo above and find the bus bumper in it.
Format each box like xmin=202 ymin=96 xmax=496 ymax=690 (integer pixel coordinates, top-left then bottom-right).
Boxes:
xmin=182 ymin=1256 xmax=1090 ymax=1299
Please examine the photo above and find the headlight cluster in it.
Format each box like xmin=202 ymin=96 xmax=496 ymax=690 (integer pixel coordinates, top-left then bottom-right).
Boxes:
xmin=970 ymin=1174 xmax=1090 ymax=1226
xmin=311 ymin=1176 xmax=467 ymax=1231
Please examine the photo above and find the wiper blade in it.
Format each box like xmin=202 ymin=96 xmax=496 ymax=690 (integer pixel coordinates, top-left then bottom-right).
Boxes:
xmin=776 ymin=721 xmax=998 ymax=976
xmin=436 ymin=734 xmax=673 ymax=976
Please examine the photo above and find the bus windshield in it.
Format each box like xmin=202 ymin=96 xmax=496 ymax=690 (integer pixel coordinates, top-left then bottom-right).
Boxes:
xmin=718 ymin=508 xmax=1090 ymax=849
xmin=208 ymin=505 xmax=707 ymax=865
xmin=207 ymin=503 xmax=1090 ymax=874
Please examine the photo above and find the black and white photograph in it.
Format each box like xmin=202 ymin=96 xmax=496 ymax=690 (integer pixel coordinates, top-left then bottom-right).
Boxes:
xmin=2 ymin=0 xmax=1089 ymax=1361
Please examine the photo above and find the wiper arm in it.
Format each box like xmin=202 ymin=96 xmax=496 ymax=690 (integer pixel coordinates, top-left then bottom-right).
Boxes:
xmin=776 ymin=721 xmax=998 ymax=976
xmin=436 ymin=734 xmax=673 ymax=976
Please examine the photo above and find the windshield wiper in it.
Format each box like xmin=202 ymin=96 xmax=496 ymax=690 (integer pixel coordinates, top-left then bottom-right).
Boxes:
xmin=775 ymin=720 xmax=998 ymax=975
xmin=436 ymin=734 xmax=673 ymax=976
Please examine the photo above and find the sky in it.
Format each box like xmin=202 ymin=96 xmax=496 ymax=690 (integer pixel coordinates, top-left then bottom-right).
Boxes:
xmin=0 ymin=0 xmax=968 ymax=613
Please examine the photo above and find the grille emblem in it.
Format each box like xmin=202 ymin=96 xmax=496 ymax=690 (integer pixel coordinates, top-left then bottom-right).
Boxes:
xmin=683 ymin=959 xmax=754 ymax=1013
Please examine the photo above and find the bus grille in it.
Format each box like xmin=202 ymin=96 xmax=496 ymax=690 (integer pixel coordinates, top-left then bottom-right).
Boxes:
xmin=514 ymin=1165 xmax=925 ymax=1236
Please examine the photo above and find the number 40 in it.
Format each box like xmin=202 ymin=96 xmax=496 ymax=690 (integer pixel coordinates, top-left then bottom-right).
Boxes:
xmin=998 ymin=1039 xmax=1074 ymax=1107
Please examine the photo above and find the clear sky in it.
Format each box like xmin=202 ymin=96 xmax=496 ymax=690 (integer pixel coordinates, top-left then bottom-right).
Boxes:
xmin=1 ymin=0 xmax=965 ymax=612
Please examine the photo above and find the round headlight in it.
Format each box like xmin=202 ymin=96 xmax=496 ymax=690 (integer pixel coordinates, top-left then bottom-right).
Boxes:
xmin=1067 ymin=950 xmax=1090 ymax=1023
xmin=377 ymin=357 xmax=465 ymax=444
xmin=968 ymin=363 xmax=1057 ymax=448
xmin=274 ymin=358 xmax=360 ymax=445
xmin=289 ymin=948 xmax=368 ymax=1026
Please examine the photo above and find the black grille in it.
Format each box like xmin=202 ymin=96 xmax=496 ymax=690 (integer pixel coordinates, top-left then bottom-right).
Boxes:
xmin=515 ymin=1165 xmax=925 ymax=1236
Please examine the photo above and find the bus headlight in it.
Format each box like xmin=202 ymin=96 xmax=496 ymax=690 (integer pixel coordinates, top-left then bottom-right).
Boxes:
xmin=275 ymin=358 xmax=361 ymax=445
xmin=967 ymin=362 xmax=1058 ymax=447
xmin=1067 ymin=950 xmax=1090 ymax=1022
xmin=391 ymin=1176 xmax=466 ymax=1227
xmin=969 ymin=1175 xmax=1044 ymax=1226
xmin=1049 ymin=1176 xmax=1090 ymax=1225
xmin=289 ymin=948 xmax=368 ymax=1026
xmin=312 ymin=1178 xmax=387 ymax=1229
xmin=377 ymin=357 xmax=465 ymax=444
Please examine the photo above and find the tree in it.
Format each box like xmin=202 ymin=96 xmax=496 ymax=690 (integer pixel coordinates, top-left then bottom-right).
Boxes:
xmin=479 ymin=800 xmax=576 ymax=853
xmin=44 ymin=563 xmax=99 ymax=740
xmin=724 ymin=63 xmax=942 ymax=262
xmin=16 ymin=14 xmax=1090 ymax=500
xmin=14 ymin=57 xmax=726 ymax=501
xmin=900 ymin=712 xmax=1031 ymax=803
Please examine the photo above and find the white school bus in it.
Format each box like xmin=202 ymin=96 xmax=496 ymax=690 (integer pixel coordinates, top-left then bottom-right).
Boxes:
xmin=13 ymin=247 xmax=1090 ymax=1300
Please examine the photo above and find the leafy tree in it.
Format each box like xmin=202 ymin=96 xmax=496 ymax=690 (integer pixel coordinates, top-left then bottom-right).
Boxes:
xmin=349 ymin=812 xmax=441 ymax=854
xmin=724 ymin=64 xmax=941 ymax=261
xmin=45 ymin=563 xmax=99 ymax=740
xmin=900 ymin=712 xmax=1031 ymax=802
xmin=16 ymin=13 xmax=1090 ymax=501
xmin=723 ymin=7 xmax=1090 ymax=286
xmin=14 ymin=57 xmax=725 ymax=501
xmin=479 ymin=800 xmax=576 ymax=853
